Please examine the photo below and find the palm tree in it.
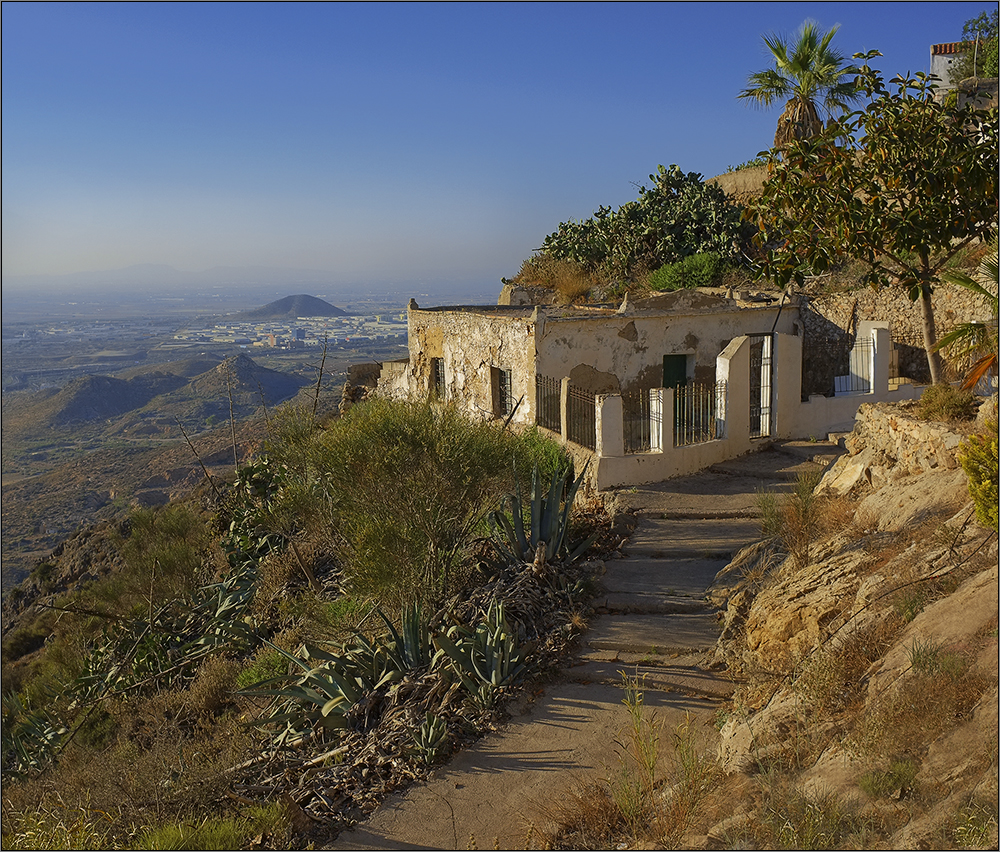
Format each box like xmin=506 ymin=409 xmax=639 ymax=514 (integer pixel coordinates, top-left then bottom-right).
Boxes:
xmin=738 ymin=21 xmax=862 ymax=148
xmin=935 ymin=242 xmax=999 ymax=392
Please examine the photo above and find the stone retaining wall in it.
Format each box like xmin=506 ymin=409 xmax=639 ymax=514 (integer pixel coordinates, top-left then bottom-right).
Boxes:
xmin=846 ymin=401 xmax=963 ymax=476
xmin=800 ymin=283 xmax=993 ymax=397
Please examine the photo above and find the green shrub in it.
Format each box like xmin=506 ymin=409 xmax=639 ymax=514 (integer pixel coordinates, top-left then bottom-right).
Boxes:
xmin=859 ymin=759 xmax=917 ymax=799
xmin=266 ymin=399 xmax=570 ymax=605
xmin=138 ymin=803 xmax=287 ymax=851
xmin=916 ymin=383 xmax=979 ymax=422
xmin=958 ymin=418 xmax=998 ymax=531
xmin=235 ymin=646 xmax=288 ymax=690
xmin=648 ymin=252 xmax=723 ymax=292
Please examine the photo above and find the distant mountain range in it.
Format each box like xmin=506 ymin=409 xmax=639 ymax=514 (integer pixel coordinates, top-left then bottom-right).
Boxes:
xmin=3 ymin=353 xmax=309 ymax=438
xmin=242 ymin=294 xmax=347 ymax=320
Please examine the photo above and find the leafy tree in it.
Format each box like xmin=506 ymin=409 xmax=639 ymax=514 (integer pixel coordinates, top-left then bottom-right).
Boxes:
xmin=949 ymin=9 xmax=999 ymax=83
xmin=738 ymin=21 xmax=863 ymax=148
xmin=539 ymin=164 xmax=746 ymax=283
xmin=746 ymin=54 xmax=999 ymax=385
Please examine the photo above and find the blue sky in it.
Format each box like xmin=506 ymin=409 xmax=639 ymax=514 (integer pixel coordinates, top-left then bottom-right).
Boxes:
xmin=1 ymin=1 xmax=992 ymax=293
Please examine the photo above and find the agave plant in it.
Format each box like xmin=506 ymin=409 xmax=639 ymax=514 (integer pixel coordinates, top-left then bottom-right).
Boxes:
xmin=1 ymin=691 xmax=67 ymax=778
xmin=409 ymin=711 xmax=449 ymax=765
xmin=240 ymin=604 xmax=438 ymax=742
xmin=237 ymin=640 xmax=363 ymax=741
xmin=491 ymin=463 xmax=596 ymax=568
xmin=434 ymin=600 xmax=528 ymax=709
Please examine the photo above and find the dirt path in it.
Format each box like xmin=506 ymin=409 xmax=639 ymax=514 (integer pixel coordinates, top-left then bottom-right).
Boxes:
xmin=329 ymin=441 xmax=841 ymax=850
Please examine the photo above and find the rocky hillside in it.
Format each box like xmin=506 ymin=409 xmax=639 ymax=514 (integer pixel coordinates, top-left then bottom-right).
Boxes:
xmin=702 ymin=398 xmax=998 ymax=849
xmin=2 ymin=353 xmax=309 ymax=443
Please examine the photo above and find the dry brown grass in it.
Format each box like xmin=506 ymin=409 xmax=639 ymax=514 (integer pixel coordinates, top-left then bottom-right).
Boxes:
xmin=794 ymin=614 xmax=904 ymax=718
xmin=510 ymin=254 xmax=595 ymax=304
xmin=540 ymin=679 xmax=721 ymax=849
xmin=847 ymin=647 xmax=995 ymax=765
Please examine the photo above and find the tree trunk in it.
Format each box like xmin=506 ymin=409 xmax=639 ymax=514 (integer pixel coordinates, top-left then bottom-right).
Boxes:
xmin=918 ymin=280 xmax=944 ymax=385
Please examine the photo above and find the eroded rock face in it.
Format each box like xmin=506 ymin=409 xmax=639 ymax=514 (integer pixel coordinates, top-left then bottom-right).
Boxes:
xmin=711 ymin=403 xmax=999 ymax=846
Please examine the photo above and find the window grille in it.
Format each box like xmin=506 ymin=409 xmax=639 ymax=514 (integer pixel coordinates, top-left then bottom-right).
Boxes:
xmin=566 ymin=385 xmax=596 ymax=450
xmin=430 ymin=357 xmax=445 ymax=400
xmin=535 ymin=374 xmax=561 ymax=432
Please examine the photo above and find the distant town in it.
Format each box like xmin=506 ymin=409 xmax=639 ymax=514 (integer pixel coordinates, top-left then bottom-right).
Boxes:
xmin=168 ymin=312 xmax=409 ymax=350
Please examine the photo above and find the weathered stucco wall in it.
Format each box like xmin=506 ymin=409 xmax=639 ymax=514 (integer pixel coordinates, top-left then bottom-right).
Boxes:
xmin=406 ymin=307 xmax=537 ymax=421
xmin=801 ymin=282 xmax=994 ymax=396
xmin=534 ymin=292 xmax=800 ymax=392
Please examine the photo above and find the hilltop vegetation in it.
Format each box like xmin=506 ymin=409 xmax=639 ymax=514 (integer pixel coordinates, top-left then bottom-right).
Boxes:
xmin=1 ymin=397 xmax=614 ymax=848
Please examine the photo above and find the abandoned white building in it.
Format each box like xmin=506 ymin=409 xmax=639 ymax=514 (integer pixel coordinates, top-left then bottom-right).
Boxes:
xmin=376 ymin=288 xmax=927 ymax=490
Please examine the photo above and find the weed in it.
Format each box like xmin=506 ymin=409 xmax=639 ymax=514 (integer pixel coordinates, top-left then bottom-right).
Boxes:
xmin=953 ymin=800 xmax=999 ymax=848
xmin=894 ymin=587 xmax=928 ymax=622
xmin=858 ymin=758 xmax=917 ymax=799
xmin=756 ymin=471 xmax=823 ymax=568
xmin=848 ymin=659 xmax=990 ymax=762
xmin=543 ymin=675 xmax=719 ymax=849
xmin=137 ymin=802 xmax=288 ymax=850
xmin=725 ymin=774 xmax=866 ymax=850
xmin=916 ymin=383 xmax=979 ymax=423
xmin=907 ymin=637 xmax=967 ymax=678
xmin=608 ymin=674 xmax=661 ymax=833
xmin=756 ymin=487 xmax=783 ymax=538
xmin=1 ymin=795 xmax=141 ymax=851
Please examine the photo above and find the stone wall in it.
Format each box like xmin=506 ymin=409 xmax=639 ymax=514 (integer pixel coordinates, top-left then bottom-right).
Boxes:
xmin=405 ymin=306 xmax=538 ymax=422
xmin=818 ymin=400 xmax=969 ymax=497
xmin=845 ymin=401 xmax=964 ymax=477
xmin=800 ymin=282 xmax=994 ymax=397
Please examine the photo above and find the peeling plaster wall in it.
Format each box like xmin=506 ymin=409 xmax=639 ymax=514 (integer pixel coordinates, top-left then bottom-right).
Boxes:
xmin=407 ymin=308 xmax=537 ymax=421
xmin=534 ymin=299 xmax=799 ymax=392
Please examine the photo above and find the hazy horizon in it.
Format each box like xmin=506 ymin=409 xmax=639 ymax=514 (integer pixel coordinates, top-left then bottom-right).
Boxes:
xmin=3 ymin=1 xmax=990 ymax=291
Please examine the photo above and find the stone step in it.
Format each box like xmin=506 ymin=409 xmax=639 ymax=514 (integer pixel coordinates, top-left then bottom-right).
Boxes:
xmin=600 ymin=556 xmax=729 ymax=598
xmin=583 ymin=611 xmax=721 ymax=656
xmin=569 ymin=659 xmax=735 ymax=700
xmin=599 ymin=594 xmax=708 ymax=615
xmin=622 ymin=518 xmax=761 ymax=559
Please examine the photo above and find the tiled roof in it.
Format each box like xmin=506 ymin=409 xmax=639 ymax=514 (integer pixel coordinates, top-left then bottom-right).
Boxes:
xmin=931 ymin=42 xmax=969 ymax=55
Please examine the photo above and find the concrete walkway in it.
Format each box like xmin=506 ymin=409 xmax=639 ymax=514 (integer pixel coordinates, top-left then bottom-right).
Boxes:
xmin=330 ymin=441 xmax=841 ymax=850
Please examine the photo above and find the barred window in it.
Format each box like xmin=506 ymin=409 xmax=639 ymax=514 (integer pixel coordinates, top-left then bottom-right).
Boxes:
xmin=431 ymin=357 xmax=445 ymax=400
xmin=492 ymin=366 xmax=513 ymax=418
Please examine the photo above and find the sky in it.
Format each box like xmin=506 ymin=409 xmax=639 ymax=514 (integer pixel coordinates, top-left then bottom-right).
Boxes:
xmin=1 ymin=1 xmax=993 ymax=294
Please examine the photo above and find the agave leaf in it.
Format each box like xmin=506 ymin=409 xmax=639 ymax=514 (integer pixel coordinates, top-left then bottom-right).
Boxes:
xmin=300 ymin=643 xmax=344 ymax=665
xmin=314 ymin=664 xmax=363 ymax=705
xmin=321 ymin=695 xmax=350 ymax=717
xmin=567 ymin=533 xmax=599 ymax=563
xmin=433 ymin=630 xmax=479 ymax=693
xmin=258 ymin=639 xmax=314 ymax=673
xmin=491 ymin=510 xmax=524 ymax=562
xmin=318 ymin=713 xmax=350 ymax=731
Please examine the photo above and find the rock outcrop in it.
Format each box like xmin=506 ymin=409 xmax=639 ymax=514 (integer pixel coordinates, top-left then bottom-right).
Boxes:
xmin=709 ymin=400 xmax=998 ymax=847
